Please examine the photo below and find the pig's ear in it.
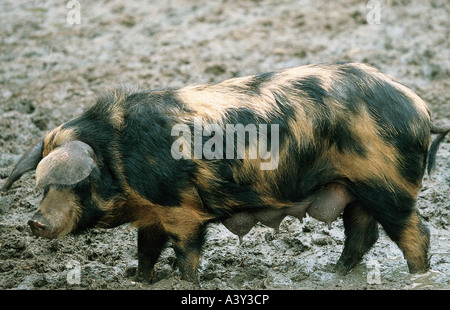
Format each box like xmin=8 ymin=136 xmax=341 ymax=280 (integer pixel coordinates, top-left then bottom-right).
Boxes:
xmin=35 ymin=141 xmax=98 ymax=189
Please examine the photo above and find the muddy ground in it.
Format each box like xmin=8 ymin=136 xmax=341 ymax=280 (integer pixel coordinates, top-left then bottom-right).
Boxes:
xmin=0 ymin=0 xmax=448 ymax=291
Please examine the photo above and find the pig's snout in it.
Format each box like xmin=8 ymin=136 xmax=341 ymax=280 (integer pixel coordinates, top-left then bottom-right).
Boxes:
xmin=28 ymin=212 xmax=55 ymax=239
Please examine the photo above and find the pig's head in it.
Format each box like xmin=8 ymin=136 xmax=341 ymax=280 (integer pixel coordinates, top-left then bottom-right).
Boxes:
xmin=2 ymin=139 xmax=107 ymax=239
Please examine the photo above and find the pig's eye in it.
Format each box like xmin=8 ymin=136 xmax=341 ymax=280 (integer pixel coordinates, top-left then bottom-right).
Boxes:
xmin=43 ymin=186 xmax=50 ymax=196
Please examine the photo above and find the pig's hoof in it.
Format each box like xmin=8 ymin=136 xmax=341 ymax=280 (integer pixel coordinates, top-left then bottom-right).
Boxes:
xmin=134 ymin=269 xmax=154 ymax=284
xmin=335 ymin=261 xmax=353 ymax=275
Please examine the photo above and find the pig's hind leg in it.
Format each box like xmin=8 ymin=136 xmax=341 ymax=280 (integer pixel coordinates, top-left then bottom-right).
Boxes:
xmin=348 ymin=184 xmax=430 ymax=274
xmin=335 ymin=202 xmax=379 ymax=275
xmin=306 ymin=183 xmax=379 ymax=274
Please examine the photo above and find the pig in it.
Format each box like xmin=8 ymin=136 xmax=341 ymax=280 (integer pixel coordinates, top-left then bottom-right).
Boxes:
xmin=2 ymin=62 xmax=449 ymax=283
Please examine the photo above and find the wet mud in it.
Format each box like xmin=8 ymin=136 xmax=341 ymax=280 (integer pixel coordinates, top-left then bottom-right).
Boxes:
xmin=0 ymin=0 xmax=449 ymax=290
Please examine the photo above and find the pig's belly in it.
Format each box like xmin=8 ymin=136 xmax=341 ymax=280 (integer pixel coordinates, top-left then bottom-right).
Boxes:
xmin=221 ymin=183 xmax=352 ymax=241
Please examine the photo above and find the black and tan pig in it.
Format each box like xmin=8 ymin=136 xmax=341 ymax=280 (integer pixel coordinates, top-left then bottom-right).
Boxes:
xmin=3 ymin=63 xmax=449 ymax=283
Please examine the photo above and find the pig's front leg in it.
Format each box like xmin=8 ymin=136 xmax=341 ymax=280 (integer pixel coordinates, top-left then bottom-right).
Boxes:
xmin=170 ymin=223 xmax=207 ymax=285
xmin=135 ymin=224 xmax=168 ymax=283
